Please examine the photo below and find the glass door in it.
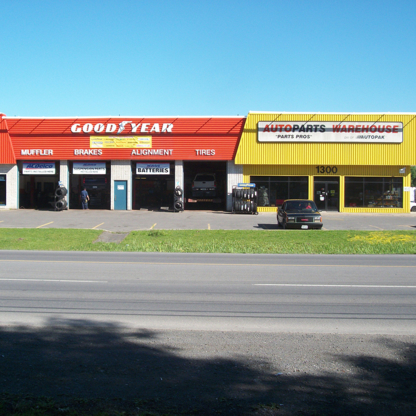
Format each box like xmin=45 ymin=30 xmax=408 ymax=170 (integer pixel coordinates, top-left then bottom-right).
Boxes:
xmin=314 ymin=177 xmax=339 ymax=211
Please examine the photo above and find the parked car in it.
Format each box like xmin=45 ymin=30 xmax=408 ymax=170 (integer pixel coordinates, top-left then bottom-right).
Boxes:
xmin=410 ymin=187 xmax=416 ymax=212
xmin=277 ymin=199 xmax=323 ymax=229
xmin=191 ymin=173 xmax=217 ymax=198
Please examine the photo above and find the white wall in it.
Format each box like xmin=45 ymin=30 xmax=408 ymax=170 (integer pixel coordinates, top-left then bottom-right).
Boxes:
xmin=59 ymin=161 xmax=69 ymax=208
xmin=226 ymin=161 xmax=244 ymax=211
xmin=175 ymin=160 xmax=184 ymax=191
xmin=0 ymin=164 xmax=18 ymax=209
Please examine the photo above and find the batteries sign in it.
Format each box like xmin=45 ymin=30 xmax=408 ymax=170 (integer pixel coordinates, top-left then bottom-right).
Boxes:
xmin=136 ymin=163 xmax=170 ymax=175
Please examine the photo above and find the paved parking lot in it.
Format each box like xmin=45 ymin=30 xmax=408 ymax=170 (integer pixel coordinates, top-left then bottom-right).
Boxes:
xmin=0 ymin=209 xmax=415 ymax=232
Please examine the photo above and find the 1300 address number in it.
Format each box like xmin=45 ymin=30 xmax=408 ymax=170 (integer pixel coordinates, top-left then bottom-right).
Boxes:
xmin=316 ymin=166 xmax=338 ymax=174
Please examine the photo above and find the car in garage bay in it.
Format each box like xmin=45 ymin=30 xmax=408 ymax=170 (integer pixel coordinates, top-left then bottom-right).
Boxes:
xmin=191 ymin=173 xmax=217 ymax=198
xmin=277 ymin=199 xmax=323 ymax=229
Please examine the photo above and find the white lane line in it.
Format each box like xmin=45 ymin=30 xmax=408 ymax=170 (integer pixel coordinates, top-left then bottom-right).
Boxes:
xmin=0 ymin=260 xmax=415 ymax=268
xmin=369 ymin=225 xmax=384 ymax=230
xmin=0 ymin=279 xmax=107 ymax=283
xmin=254 ymin=284 xmax=416 ymax=288
xmin=36 ymin=222 xmax=54 ymax=228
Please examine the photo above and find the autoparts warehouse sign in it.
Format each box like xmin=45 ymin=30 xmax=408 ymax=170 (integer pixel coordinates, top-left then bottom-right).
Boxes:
xmin=258 ymin=121 xmax=403 ymax=143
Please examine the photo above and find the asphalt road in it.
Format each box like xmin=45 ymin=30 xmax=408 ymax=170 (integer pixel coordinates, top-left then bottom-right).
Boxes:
xmin=0 ymin=208 xmax=416 ymax=231
xmin=1 ymin=251 xmax=416 ymax=415
xmin=1 ymin=251 xmax=415 ymax=335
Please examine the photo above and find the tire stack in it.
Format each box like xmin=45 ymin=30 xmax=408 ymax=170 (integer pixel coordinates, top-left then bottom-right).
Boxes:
xmin=174 ymin=186 xmax=184 ymax=212
xmin=232 ymin=187 xmax=258 ymax=214
xmin=54 ymin=186 xmax=68 ymax=211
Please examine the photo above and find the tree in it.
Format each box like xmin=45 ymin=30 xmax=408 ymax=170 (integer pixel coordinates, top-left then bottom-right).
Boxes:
xmin=411 ymin=166 xmax=416 ymax=187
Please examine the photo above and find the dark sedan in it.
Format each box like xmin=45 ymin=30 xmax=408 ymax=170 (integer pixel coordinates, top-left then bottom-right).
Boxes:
xmin=277 ymin=199 xmax=323 ymax=229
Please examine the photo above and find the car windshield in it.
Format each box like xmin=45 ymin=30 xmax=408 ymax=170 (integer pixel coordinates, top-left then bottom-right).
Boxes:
xmin=285 ymin=201 xmax=318 ymax=212
xmin=194 ymin=175 xmax=214 ymax=181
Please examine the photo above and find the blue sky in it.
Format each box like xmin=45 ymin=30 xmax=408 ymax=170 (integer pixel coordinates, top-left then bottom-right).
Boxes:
xmin=1 ymin=0 xmax=415 ymax=117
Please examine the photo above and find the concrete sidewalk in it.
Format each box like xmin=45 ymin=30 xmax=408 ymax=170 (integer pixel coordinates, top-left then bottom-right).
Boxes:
xmin=1 ymin=209 xmax=415 ymax=232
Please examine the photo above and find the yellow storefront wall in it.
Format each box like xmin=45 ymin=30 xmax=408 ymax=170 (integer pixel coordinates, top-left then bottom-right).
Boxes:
xmin=236 ymin=113 xmax=416 ymax=213
xmin=242 ymin=165 xmax=411 ymax=213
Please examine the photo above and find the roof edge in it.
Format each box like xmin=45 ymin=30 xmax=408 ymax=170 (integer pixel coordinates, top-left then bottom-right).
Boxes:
xmin=248 ymin=111 xmax=416 ymax=115
xmin=3 ymin=115 xmax=246 ymax=120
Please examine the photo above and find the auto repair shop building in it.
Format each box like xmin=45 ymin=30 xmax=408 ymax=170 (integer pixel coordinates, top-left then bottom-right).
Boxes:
xmin=0 ymin=115 xmax=245 ymax=211
xmin=1 ymin=112 xmax=416 ymax=213
xmin=235 ymin=112 xmax=416 ymax=213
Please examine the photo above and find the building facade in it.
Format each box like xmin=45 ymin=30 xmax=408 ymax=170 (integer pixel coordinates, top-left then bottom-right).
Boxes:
xmin=0 ymin=114 xmax=245 ymax=211
xmin=235 ymin=112 xmax=416 ymax=213
xmin=1 ymin=112 xmax=415 ymax=213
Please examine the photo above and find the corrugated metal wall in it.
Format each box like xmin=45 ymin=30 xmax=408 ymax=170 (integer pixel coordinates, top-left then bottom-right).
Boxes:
xmin=236 ymin=113 xmax=415 ymax=213
xmin=6 ymin=117 xmax=245 ymax=161
xmin=0 ymin=116 xmax=16 ymax=164
xmin=236 ymin=113 xmax=416 ymax=166
xmin=242 ymin=165 xmax=412 ymax=213
xmin=243 ymin=165 xmax=409 ymax=177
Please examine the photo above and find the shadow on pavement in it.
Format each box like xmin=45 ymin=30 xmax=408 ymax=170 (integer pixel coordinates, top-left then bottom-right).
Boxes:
xmin=1 ymin=319 xmax=415 ymax=415
xmin=255 ymin=223 xmax=279 ymax=230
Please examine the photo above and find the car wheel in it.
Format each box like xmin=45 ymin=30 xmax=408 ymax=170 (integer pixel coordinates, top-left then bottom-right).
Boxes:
xmin=412 ymin=206 xmax=416 ymax=212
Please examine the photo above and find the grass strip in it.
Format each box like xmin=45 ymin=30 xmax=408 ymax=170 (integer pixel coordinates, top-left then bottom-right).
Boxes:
xmin=0 ymin=228 xmax=415 ymax=254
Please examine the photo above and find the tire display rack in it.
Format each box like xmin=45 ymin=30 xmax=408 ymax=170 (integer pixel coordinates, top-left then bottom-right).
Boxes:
xmin=174 ymin=186 xmax=184 ymax=212
xmin=232 ymin=185 xmax=258 ymax=214
xmin=52 ymin=185 xmax=68 ymax=211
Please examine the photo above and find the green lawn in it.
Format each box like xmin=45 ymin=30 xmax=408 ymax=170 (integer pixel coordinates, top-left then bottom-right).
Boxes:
xmin=0 ymin=228 xmax=415 ymax=254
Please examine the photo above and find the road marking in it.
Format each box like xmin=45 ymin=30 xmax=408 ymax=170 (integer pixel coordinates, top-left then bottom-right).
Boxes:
xmin=369 ymin=225 xmax=384 ymax=230
xmin=0 ymin=221 xmax=3 ymax=223
xmin=0 ymin=260 xmax=415 ymax=268
xmin=36 ymin=222 xmax=53 ymax=228
xmin=92 ymin=222 xmax=104 ymax=229
xmin=0 ymin=278 xmax=107 ymax=283
xmin=208 ymin=223 xmax=211 ymax=230
xmin=150 ymin=223 xmax=157 ymax=229
xmin=254 ymin=284 xmax=416 ymax=288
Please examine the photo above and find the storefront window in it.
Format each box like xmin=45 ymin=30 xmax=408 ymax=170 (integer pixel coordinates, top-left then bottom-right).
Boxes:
xmin=251 ymin=176 xmax=308 ymax=207
xmin=0 ymin=175 xmax=6 ymax=205
xmin=345 ymin=177 xmax=403 ymax=208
